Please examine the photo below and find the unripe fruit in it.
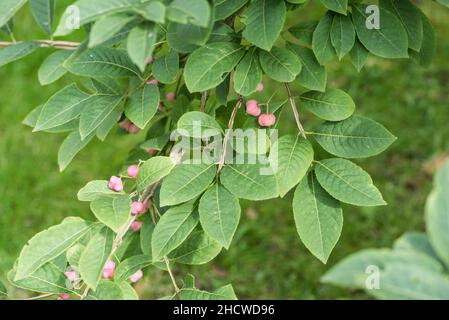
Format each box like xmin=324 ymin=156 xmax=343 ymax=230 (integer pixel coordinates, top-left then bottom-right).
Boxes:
xmin=246 ymin=99 xmax=261 ymax=117
xmin=128 ymin=124 xmax=141 ymax=134
xmin=148 ymin=79 xmax=158 ymax=86
xmin=108 ymin=176 xmax=123 ymax=192
xmin=131 ymin=221 xmax=143 ymax=232
xmin=258 ymin=113 xmax=276 ymax=127
xmin=129 ymin=270 xmax=143 ymax=283
xmin=131 ymin=201 xmax=145 ymax=215
xmin=64 ymin=271 xmax=78 ymax=283
xmin=127 ymin=165 xmax=139 ymax=178
xmin=256 ymin=82 xmax=264 ymax=92
xmin=58 ymin=294 xmax=70 ymax=300
xmin=166 ymin=92 xmax=175 ymax=102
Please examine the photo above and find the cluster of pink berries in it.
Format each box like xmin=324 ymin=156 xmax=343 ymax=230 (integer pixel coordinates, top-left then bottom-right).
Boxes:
xmin=244 ymin=83 xmax=276 ymax=127
xmin=102 ymin=259 xmax=143 ymax=283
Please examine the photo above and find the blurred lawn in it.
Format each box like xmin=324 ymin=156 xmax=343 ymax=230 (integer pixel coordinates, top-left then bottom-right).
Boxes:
xmin=1 ymin=2 xmax=449 ymax=300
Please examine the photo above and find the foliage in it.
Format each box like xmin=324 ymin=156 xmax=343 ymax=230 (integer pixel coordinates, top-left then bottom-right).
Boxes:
xmin=322 ymin=158 xmax=449 ymax=300
xmin=0 ymin=0 xmax=447 ymax=300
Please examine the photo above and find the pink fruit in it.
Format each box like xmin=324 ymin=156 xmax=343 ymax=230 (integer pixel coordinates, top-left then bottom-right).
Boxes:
xmin=166 ymin=92 xmax=175 ymax=102
xmin=129 ymin=270 xmax=143 ymax=283
xmin=127 ymin=165 xmax=139 ymax=178
xmin=246 ymin=99 xmax=261 ymax=117
xmin=131 ymin=201 xmax=145 ymax=215
xmin=147 ymin=56 xmax=154 ymax=64
xmin=104 ymin=260 xmax=116 ymax=270
xmin=131 ymin=221 xmax=143 ymax=232
xmin=108 ymin=176 xmax=123 ymax=192
xmin=64 ymin=271 xmax=78 ymax=283
xmin=119 ymin=119 xmax=132 ymax=131
xmin=256 ymin=83 xmax=264 ymax=92
xmin=128 ymin=124 xmax=141 ymax=134
xmin=102 ymin=259 xmax=116 ymax=279
xmin=58 ymin=294 xmax=70 ymax=300
xmin=258 ymin=114 xmax=276 ymax=127
xmin=145 ymin=148 xmax=157 ymax=156
xmin=148 ymin=79 xmax=158 ymax=86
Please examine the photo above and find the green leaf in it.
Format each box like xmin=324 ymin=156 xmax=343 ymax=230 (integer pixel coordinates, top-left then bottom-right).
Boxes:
xmin=118 ymin=281 xmax=139 ymax=300
xmin=87 ymin=280 xmax=123 ymax=300
xmin=259 ymin=47 xmax=302 ymax=83
xmin=33 ymin=84 xmax=90 ymax=131
xmin=293 ymin=172 xmax=343 ymax=263
xmin=29 ymin=0 xmax=55 ymax=36
xmin=179 ymin=284 xmax=237 ymax=300
xmin=314 ymin=158 xmax=386 ymax=206
xmin=133 ymin=1 xmax=166 ymax=23
xmin=0 ymin=0 xmax=26 ymax=27
xmin=209 ymin=21 xmax=236 ymax=43
xmin=379 ymin=0 xmax=423 ymax=52
xmin=0 ymin=42 xmax=39 ymax=68
xmin=152 ymin=50 xmax=179 ymax=84
xmin=199 ymin=184 xmax=241 ymax=249
xmin=125 ymin=84 xmax=159 ymax=129
xmin=300 ymin=89 xmax=355 ymax=122
xmin=184 ymin=42 xmax=245 ymax=92
xmin=38 ymin=50 xmax=73 ymax=85
xmin=79 ymin=227 xmax=114 ymax=290
xmin=67 ymin=243 xmax=85 ymax=269
xmin=330 ymin=13 xmax=355 ymax=60
xmin=136 ymin=156 xmax=176 ymax=193
xmin=349 ymin=39 xmax=369 ymax=72
xmin=409 ymin=12 xmax=436 ymax=67
xmin=214 ymin=0 xmax=247 ymax=20
xmin=167 ymin=20 xmax=213 ymax=53
xmin=287 ymin=44 xmax=327 ymax=92
xmin=310 ymin=115 xmax=397 ymax=158
xmin=89 ymin=14 xmax=135 ymax=47
xmin=312 ymin=11 xmax=336 ymax=65
xmin=65 ymin=47 xmax=140 ymax=78
xmin=14 ymin=219 xmax=94 ymax=280
xmin=90 ymin=195 xmax=131 ymax=233
xmin=393 ymin=232 xmax=441 ymax=262
xmin=152 ymin=200 xmax=199 ymax=260
xmin=58 ymin=131 xmax=95 ymax=172
xmin=220 ymin=157 xmax=278 ymax=201
xmin=289 ymin=21 xmax=317 ymax=46
xmin=177 ymin=111 xmax=223 ymax=138
xmin=79 ymin=94 xmax=123 ymax=139
xmin=78 ymin=180 xmax=124 ymax=202
xmin=169 ymin=231 xmax=222 ymax=265
xmin=140 ymin=134 xmax=170 ymax=151
xmin=242 ymin=0 xmax=286 ymax=51
xmin=159 ymin=163 xmax=216 ymax=207
xmin=115 ymin=255 xmax=152 ymax=281
xmin=233 ymin=47 xmax=262 ymax=96
xmin=270 ymin=134 xmax=314 ymax=197
xmin=96 ymin=102 xmax=123 ymax=141
xmin=352 ymin=4 xmax=408 ymax=59
xmin=319 ymin=0 xmax=347 ymax=15
xmin=54 ymin=0 xmax=142 ymax=36
xmin=127 ymin=23 xmax=157 ymax=72
xmin=140 ymin=215 xmax=155 ymax=256
xmin=9 ymin=263 xmax=72 ymax=294
xmin=0 ymin=281 xmax=6 ymax=296
xmin=167 ymin=0 xmax=211 ymax=28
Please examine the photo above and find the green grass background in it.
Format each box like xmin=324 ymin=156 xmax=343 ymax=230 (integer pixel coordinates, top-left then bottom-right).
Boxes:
xmin=1 ymin=1 xmax=449 ymax=300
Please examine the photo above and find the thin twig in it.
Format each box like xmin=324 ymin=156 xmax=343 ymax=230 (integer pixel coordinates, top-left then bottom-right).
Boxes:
xmin=0 ymin=40 xmax=80 ymax=50
xmin=200 ymin=91 xmax=209 ymax=112
xmin=25 ymin=293 xmax=54 ymax=300
xmin=217 ymin=97 xmax=243 ymax=173
xmin=285 ymin=83 xmax=306 ymax=138
xmin=164 ymin=257 xmax=180 ymax=293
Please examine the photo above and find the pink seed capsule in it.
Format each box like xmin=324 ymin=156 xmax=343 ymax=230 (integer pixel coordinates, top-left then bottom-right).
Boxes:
xmin=104 ymin=260 xmax=116 ymax=270
xmin=166 ymin=92 xmax=176 ymax=102
xmin=148 ymin=79 xmax=158 ymax=86
xmin=256 ymin=83 xmax=264 ymax=92
xmin=129 ymin=270 xmax=143 ymax=283
xmin=102 ymin=259 xmax=116 ymax=279
xmin=246 ymin=99 xmax=261 ymax=117
xmin=258 ymin=114 xmax=276 ymax=127
xmin=128 ymin=124 xmax=141 ymax=134
xmin=127 ymin=165 xmax=139 ymax=178
xmin=145 ymin=148 xmax=157 ymax=156
xmin=58 ymin=294 xmax=71 ymax=300
xmin=119 ymin=119 xmax=132 ymax=131
xmin=131 ymin=221 xmax=143 ymax=232
xmin=64 ymin=271 xmax=78 ymax=283
xmin=147 ymin=56 xmax=154 ymax=64
xmin=131 ymin=202 xmax=145 ymax=215
xmin=108 ymin=176 xmax=124 ymax=192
